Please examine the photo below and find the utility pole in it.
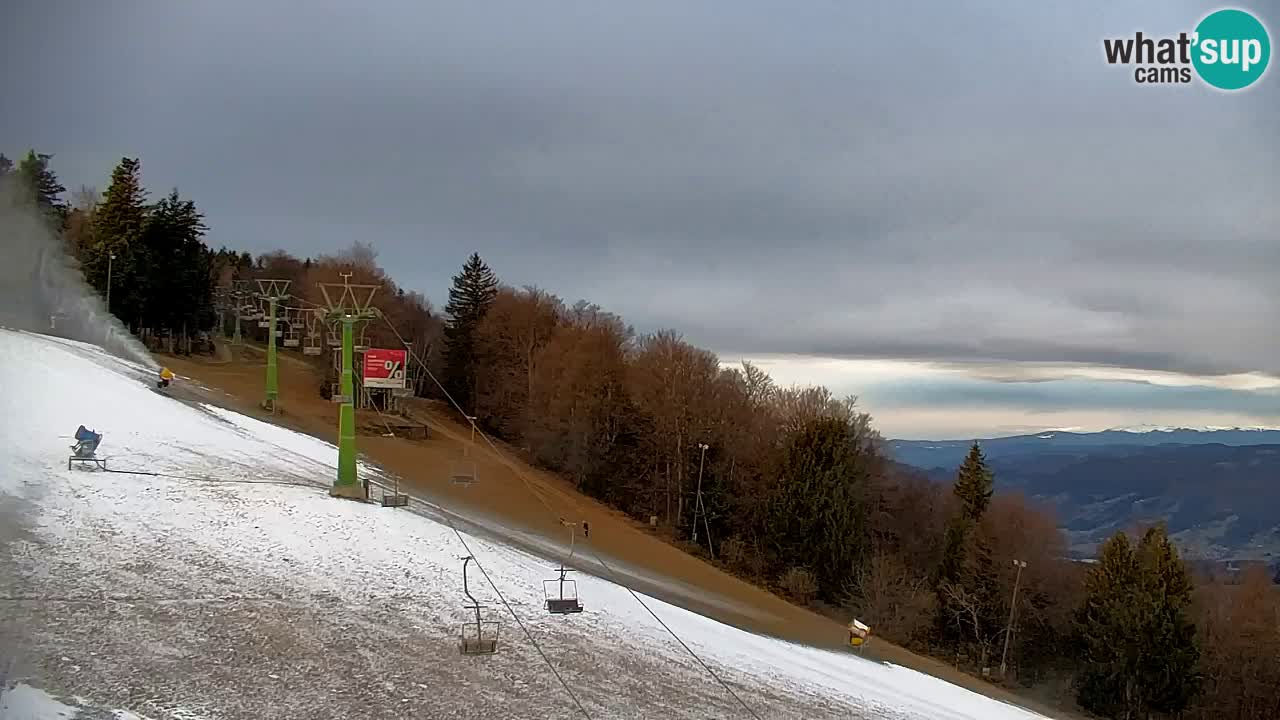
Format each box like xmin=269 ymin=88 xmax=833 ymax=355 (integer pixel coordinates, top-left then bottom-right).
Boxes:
xmin=105 ymin=252 xmax=115 ymax=313
xmin=256 ymin=279 xmax=292 ymax=414
xmin=692 ymin=442 xmax=711 ymax=554
xmin=1000 ymin=558 xmax=1028 ymax=678
xmin=319 ymin=273 xmax=380 ymax=499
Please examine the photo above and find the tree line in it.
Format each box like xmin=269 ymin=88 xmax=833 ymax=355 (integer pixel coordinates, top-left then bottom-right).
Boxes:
xmin=9 ymin=149 xmax=1278 ymax=720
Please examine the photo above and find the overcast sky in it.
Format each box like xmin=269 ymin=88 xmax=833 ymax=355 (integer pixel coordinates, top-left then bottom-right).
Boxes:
xmin=4 ymin=1 xmax=1278 ymax=438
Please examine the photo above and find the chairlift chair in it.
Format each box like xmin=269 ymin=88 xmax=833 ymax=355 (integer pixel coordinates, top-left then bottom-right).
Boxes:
xmin=449 ymin=417 xmax=480 ymax=485
xmin=543 ymin=520 xmax=584 ymax=614
xmin=449 ymin=459 xmax=478 ymax=485
xmin=379 ymin=477 xmax=410 ymax=507
xmin=458 ymin=555 xmax=500 ymax=655
xmin=543 ymin=567 xmax=583 ymax=614
xmin=302 ymin=332 xmax=322 ymax=355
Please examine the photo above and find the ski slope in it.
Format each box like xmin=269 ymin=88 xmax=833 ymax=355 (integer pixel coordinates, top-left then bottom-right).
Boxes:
xmin=0 ymin=328 xmax=1054 ymax=720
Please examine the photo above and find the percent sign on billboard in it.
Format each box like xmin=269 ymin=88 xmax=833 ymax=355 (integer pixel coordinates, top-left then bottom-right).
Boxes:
xmin=363 ymin=348 xmax=407 ymax=389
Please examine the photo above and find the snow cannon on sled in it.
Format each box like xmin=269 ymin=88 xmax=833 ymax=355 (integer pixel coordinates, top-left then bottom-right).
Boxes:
xmin=848 ymin=618 xmax=871 ymax=651
xmin=68 ymin=425 xmax=106 ymax=471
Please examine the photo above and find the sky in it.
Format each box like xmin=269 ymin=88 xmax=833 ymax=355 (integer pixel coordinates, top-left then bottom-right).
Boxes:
xmin=3 ymin=1 xmax=1278 ymax=439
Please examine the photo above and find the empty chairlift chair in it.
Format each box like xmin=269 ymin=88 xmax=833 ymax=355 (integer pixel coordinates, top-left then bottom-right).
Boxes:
xmin=449 ymin=458 xmax=477 ymax=485
xmin=449 ymin=416 xmax=480 ymax=485
xmin=543 ymin=520 xmax=584 ymax=614
xmin=458 ymin=555 xmax=500 ymax=655
xmin=282 ymin=320 xmax=301 ymax=348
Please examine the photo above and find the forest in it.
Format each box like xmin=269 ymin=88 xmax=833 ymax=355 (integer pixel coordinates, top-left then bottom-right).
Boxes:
xmin=4 ymin=149 xmax=1277 ymax=720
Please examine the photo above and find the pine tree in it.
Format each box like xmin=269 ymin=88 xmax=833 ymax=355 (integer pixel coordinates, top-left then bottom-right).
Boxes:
xmin=1075 ymin=526 xmax=1201 ymax=719
xmin=140 ymin=189 xmax=211 ymax=335
xmin=767 ymin=417 xmax=878 ymax=600
xmin=87 ymin=157 xmax=149 ymax=324
xmin=954 ymin=442 xmax=994 ymax=522
xmin=932 ymin=442 xmax=998 ymax=655
xmin=14 ymin=150 xmax=68 ymax=226
xmin=442 ymin=252 xmax=499 ymax=411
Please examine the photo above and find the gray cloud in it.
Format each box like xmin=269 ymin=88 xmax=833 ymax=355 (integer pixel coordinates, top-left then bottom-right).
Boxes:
xmin=3 ymin=0 xmax=1277 ymax=387
xmin=862 ymin=376 xmax=1280 ymax=415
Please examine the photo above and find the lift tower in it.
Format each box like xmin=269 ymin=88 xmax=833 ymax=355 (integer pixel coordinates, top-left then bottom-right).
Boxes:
xmin=319 ymin=273 xmax=380 ymax=499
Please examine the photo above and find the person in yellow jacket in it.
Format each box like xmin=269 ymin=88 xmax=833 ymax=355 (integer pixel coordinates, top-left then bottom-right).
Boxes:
xmin=157 ymin=366 xmax=175 ymax=389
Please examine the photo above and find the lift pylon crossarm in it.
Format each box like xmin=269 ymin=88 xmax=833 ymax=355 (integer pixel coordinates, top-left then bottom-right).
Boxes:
xmin=254 ymin=278 xmax=292 ymax=300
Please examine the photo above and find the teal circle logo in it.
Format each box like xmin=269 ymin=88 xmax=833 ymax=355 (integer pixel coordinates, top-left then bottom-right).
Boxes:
xmin=1192 ymin=9 xmax=1271 ymax=90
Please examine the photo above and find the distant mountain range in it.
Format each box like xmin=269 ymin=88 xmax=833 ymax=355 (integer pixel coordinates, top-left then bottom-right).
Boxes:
xmin=887 ymin=427 xmax=1280 ymax=562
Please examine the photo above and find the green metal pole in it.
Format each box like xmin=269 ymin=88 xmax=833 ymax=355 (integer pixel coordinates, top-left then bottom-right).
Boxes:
xmin=333 ymin=316 xmax=361 ymax=495
xmin=264 ymin=297 xmax=279 ymax=412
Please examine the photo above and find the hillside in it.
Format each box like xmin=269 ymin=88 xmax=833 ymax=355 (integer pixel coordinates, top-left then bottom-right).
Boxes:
xmin=0 ymin=328 xmax=1057 ymax=719
xmin=142 ymin=338 xmax=1081 ymax=717
xmin=889 ymin=431 xmax=1280 ymax=561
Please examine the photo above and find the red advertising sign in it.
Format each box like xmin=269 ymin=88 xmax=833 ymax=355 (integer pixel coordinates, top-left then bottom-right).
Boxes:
xmin=362 ymin=348 xmax=407 ymax=389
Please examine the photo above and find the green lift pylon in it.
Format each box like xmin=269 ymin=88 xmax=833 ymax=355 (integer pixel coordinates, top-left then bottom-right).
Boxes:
xmin=255 ymin=279 xmax=292 ymax=414
xmin=319 ymin=273 xmax=380 ymax=499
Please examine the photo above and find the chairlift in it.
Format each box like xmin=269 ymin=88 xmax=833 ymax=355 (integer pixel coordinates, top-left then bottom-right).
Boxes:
xmin=543 ymin=520 xmax=584 ymax=614
xmin=378 ymin=477 xmax=410 ymax=507
xmin=449 ymin=459 xmax=478 ymax=485
xmin=459 ymin=555 xmax=500 ymax=655
xmin=449 ymin=417 xmax=479 ymax=485
xmin=283 ymin=321 xmax=300 ymax=348
xmin=302 ymin=333 xmax=322 ymax=356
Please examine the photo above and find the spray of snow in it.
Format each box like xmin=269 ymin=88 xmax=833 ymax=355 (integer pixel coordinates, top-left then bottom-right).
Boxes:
xmin=0 ymin=181 xmax=154 ymax=369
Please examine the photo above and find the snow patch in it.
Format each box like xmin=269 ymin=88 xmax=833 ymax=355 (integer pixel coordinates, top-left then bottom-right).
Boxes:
xmin=0 ymin=684 xmax=79 ymax=720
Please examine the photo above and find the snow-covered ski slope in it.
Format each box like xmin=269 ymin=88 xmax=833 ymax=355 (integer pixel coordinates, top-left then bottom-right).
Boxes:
xmin=0 ymin=328 xmax=1054 ymax=720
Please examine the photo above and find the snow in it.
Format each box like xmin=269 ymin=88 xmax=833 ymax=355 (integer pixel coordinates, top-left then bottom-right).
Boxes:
xmin=0 ymin=684 xmax=79 ymax=720
xmin=1107 ymin=424 xmax=1277 ymax=433
xmin=0 ymin=328 xmax=1055 ymax=720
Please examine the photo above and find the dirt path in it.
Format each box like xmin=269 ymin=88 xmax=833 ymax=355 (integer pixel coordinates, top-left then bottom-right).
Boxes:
xmin=160 ymin=345 xmax=1072 ymax=719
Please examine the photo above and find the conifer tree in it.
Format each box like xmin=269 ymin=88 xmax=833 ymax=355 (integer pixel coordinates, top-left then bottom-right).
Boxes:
xmin=86 ymin=157 xmax=149 ymax=324
xmin=140 ymin=189 xmax=211 ymax=334
xmin=442 ymin=252 xmax=499 ymax=411
xmin=953 ymin=442 xmax=994 ymax=522
xmin=767 ymin=417 xmax=878 ymax=600
xmin=14 ymin=150 xmax=68 ymax=226
xmin=1075 ymin=525 xmax=1201 ymax=719
xmin=933 ymin=442 xmax=997 ymax=654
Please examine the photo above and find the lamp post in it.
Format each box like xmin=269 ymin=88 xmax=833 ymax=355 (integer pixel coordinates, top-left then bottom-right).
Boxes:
xmin=1000 ymin=559 xmax=1028 ymax=678
xmin=692 ymin=442 xmax=709 ymax=545
xmin=105 ymin=252 xmax=115 ymax=313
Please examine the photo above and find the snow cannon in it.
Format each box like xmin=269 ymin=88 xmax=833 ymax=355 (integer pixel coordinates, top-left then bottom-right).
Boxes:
xmin=848 ymin=619 xmax=871 ymax=649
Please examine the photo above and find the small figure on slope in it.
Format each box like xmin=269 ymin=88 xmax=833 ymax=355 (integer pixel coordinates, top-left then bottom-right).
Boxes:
xmin=157 ymin=366 xmax=175 ymax=389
